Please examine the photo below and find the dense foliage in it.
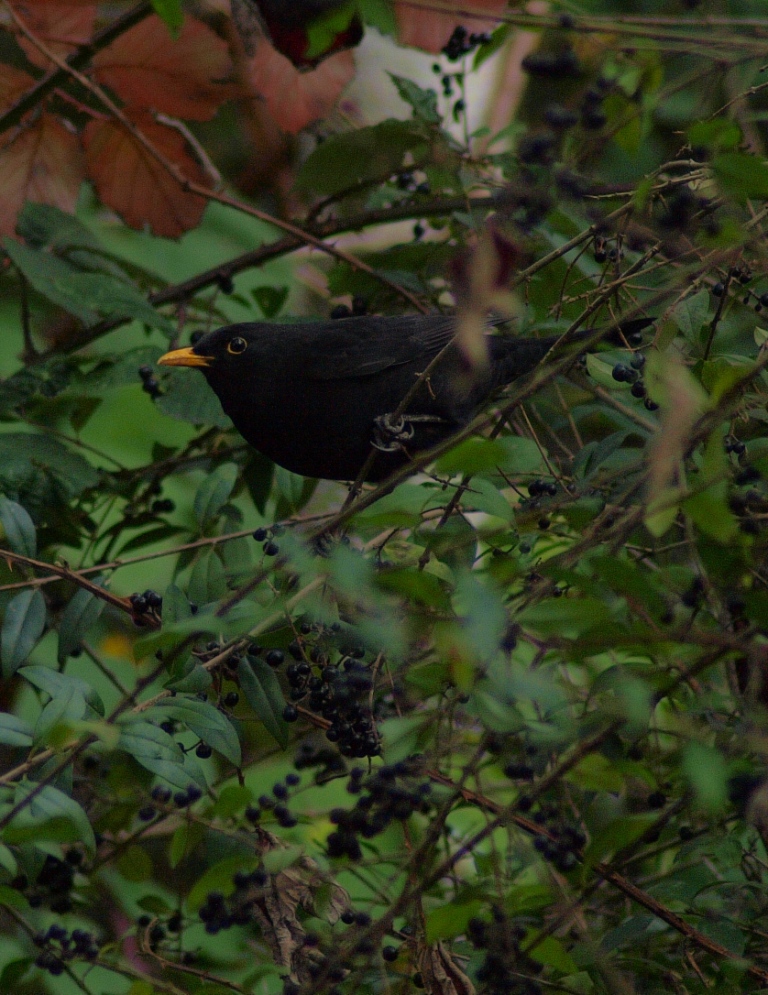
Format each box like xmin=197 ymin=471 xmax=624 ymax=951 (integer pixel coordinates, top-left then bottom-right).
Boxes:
xmin=2 ymin=2 xmax=768 ymax=994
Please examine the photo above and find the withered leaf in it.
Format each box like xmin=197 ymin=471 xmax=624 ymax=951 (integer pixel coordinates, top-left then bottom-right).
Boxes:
xmin=83 ymin=109 xmax=209 ymax=238
xmin=94 ymin=14 xmax=238 ymax=121
xmin=0 ymin=113 xmax=83 ymax=236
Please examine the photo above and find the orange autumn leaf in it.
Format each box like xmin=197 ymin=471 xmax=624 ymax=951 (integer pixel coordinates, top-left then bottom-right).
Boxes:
xmin=395 ymin=0 xmax=506 ymax=53
xmin=83 ymin=110 xmax=209 ymax=238
xmin=248 ymin=38 xmax=355 ymax=133
xmin=0 ymin=113 xmax=83 ymax=236
xmin=93 ymin=14 xmax=238 ymax=121
xmin=11 ymin=2 xmax=97 ymax=69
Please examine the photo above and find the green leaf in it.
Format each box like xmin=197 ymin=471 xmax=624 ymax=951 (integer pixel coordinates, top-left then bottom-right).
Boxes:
xmin=58 ymin=584 xmax=106 ymax=663
xmin=16 ymin=202 xmax=103 ymax=253
xmin=297 ymin=118 xmax=428 ymax=196
xmin=671 ymin=289 xmax=709 ymax=340
xmin=252 ymin=285 xmax=288 ymax=318
xmin=305 ymin=0 xmax=358 ymax=59
xmin=117 ymin=719 xmax=185 ymax=765
xmin=19 ymin=665 xmax=104 ymax=714
xmin=712 ymin=152 xmax=768 ymax=200
xmin=194 ymin=463 xmax=239 ymax=529
xmin=151 ymin=0 xmax=184 ymax=33
xmin=0 ymin=433 xmax=99 ymax=513
xmin=0 ymin=712 xmax=33 ymax=747
xmin=688 ymin=118 xmax=741 ymax=152
xmin=389 ymin=75 xmax=440 ymax=124
xmin=188 ymin=548 xmax=227 ymax=604
xmin=435 ymin=437 xmax=510 ymax=475
xmin=0 ymin=496 xmax=36 ymax=556
xmin=1 ymin=589 xmax=46 ymax=676
xmin=238 ymin=657 xmax=288 ymax=748
xmin=582 ymin=813 xmax=659 ymax=869
xmin=58 ymin=273 xmax=174 ymax=334
xmin=33 ymin=685 xmax=88 ymax=745
xmin=3 ymin=239 xmax=97 ymax=323
xmin=683 ymin=742 xmax=728 ymax=812
xmin=170 ymin=820 xmax=204 ymax=868
xmin=161 ymin=583 xmax=193 ymax=624
xmin=517 ymin=598 xmax=614 ymax=639
xmin=426 ymin=898 xmax=484 ymax=942
xmin=156 ymin=368 xmax=232 ymax=428
xmin=10 ymin=780 xmax=96 ymax=853
xmin=455 ymin=572 xmax=507 ymax=661
xmin=150 ymin=697 xmax=241 ymax=766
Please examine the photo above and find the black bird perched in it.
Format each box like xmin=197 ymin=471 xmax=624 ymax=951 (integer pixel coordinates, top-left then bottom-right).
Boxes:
xmin=158 ymin=314 xmax=651 ymax=482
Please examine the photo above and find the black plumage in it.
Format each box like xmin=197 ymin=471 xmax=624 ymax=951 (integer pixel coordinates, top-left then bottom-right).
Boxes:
xmin=158 ymin=314 xmax=650 ymax=482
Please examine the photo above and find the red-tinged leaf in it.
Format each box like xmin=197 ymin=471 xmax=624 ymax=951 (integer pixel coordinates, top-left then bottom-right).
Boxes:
xmin=0 ymin=114 xmax=83 ymax=237
xmin=93 ymin=14 xmax=237 ymax=121
xmin=248 ymin=39 xmax=355 ymax=134
xmin=83 ymin=110 xmax=209 ymax=238
xmin=12 ymin=2 xmax=97 ymax=69
xmin=0 ymin=64 xmax=36 ymax=114
xmin=394 ymin=0 xmax=505 ymax=53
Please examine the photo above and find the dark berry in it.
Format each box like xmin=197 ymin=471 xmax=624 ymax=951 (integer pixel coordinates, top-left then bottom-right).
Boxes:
xmin=252 ymin=527 xmax=268 ymax=541
xmin=263 ymin=541 xmax=280 ymax=556
xmin=196 ymin=742 xmax=213 ymax=759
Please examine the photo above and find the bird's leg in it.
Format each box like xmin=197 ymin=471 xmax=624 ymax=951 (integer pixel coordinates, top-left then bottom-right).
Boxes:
xmin=372 ymin=412 xmax=448 ymax=452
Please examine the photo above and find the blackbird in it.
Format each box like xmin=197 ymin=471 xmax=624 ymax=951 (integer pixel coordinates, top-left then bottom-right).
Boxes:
xmin=158 ymin=314 xmax=651 ymax=483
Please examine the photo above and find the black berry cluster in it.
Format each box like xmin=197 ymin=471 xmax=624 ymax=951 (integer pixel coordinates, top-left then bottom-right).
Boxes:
xmin=244 ymin=774 xmax=301 ymax=829
xmin=467 ymin=907 xmax=543 ymax=995
xmin=521 ymin=47 xmax=580 ymax=78
xmin=137 ymin=782 xmax=202 ymax=821
xmin=293 ymin=741 xmax=347 ymax=781
xmin=139 ymin=364 xmax=161 ymax=398
xmin=263 ymin=632 xmax=381 ymax=758
xmin=441 ymin=25 xmax=492 ymax=61
xmin=522 ymin=802 xmax=586 ymax=872
xmin=517 ymin=131 xmax=556 ymax=166
xmin=253 ymin=522 xmax=284 ymax=557
xmin=33 ymin=923 xmax=99 ymax=976
xmin=527 ymin=479 xmax=558 ymax=498
xmin=326 ymin=758 xmax=432 ymax=860
xmin=20 ymin=852 xmax=81 ymax=912
xmin=611 ymin=353 xmax=659 ymax=410
xmin=129 ymin=588 xmax=163 ymax=622
xmin=198 ymin=867 xmax=270 ymax=934
xmin=580 ymin=80 xmax=610 ymax=130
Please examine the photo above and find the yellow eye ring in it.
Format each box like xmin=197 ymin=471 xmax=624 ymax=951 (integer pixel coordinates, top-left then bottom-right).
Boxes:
xmin=227 ymin=336 xmax=247 ymax=355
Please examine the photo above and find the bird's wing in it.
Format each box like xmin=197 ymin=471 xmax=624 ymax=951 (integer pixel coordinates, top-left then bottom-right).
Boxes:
xmin=304 ymin=314 xmax=458 ymax=380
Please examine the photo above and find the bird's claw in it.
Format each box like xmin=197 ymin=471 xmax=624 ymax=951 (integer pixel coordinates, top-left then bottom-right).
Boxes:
xmin=372 ymin=412 xmax=446 ymax=452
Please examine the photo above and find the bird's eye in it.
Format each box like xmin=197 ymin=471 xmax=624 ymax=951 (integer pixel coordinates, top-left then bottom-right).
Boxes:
xmin=227 ymin=336 xmax=247 ymax=355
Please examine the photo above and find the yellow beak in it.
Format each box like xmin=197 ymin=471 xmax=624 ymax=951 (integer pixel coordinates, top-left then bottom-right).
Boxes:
xmin=157 ymin=347 xmax=213 ymax=368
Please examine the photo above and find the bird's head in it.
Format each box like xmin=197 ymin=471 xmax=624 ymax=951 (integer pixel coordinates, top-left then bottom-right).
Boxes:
xmin=158 ymin=326 xmax=255 ymax=376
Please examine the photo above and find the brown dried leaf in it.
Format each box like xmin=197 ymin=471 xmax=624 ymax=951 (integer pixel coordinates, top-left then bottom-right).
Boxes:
xmin=93 ymin=14 xmax=237 ymax=121
xmin=247 ymin=38 xmax=355 ymax=133
xmin=11 ymin=2 xmax=97 ymax=69
xmin=0 ymin=113 xmax=83 ymax=236
xmin=644 ymin=352 xmax=707 ymax=535
xmin=417 ymin=941 xmax=477 ymax=995
xmin=395 ymin=0 xmax=506 ymax=54
xmin=0 ymin=64 xmax=36 ymax=113
xmin=235 ymin=830 xmax=350 ymax=982
xmin=83 ymin=110 xmax=209 ymax=238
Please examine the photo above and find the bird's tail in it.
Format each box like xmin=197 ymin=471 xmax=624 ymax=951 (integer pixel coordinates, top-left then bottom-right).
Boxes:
xmin=490 ymin=315 xmax=654 ymax=386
